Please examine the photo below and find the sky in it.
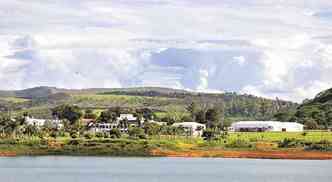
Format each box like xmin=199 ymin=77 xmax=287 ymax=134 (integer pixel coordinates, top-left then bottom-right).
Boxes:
xmin=0 ymin=0 xmax=332 ymax=102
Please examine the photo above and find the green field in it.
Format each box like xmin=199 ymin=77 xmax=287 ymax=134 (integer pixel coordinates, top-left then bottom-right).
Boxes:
xmin=1 ymin=131 xmax=332 ymax=156
xmin=0 ymin=97 xmax=30 ymax=103
xmin=69 ymin=94 xmax=182 ymax=108
xmin=228 ymin=131 xmax=332 ymax=143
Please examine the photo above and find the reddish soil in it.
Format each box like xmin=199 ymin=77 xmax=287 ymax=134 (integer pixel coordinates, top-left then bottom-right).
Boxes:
xmin=150 ymin=149 xmax=332 ymax=160
xmin=0 ymin=152 xmax=17 ymax=157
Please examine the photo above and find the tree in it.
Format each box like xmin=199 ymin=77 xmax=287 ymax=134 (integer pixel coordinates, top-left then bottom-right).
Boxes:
xmin=259 ymin=100 xmax=268 ymax=119
xmin=135 ymin=113 xmax=144 ymax=127
xmin=326 ymin=110 xmax=332 ymax=128
xmin=186 ymin=102 xmax=199 ymax=122
xmin=166 ymin=106 xmax=186 ymax=123
xmin=195 ymin=110 xmax=206 ymax=124
xmin=311 ymin=110 xmax=325 ymax=126
xmin=161 ymin=115 xmax=176 ymax=126
xmin=206 ymin=106 xmax=223 ymax=129
xmin=23 ymin=124 xmax=39 ymax=136
xmin=52 ymin=105 xmax=83 ymax=125
xmin=128 ymin=127 xmax=146 ymax=139
xmin=109 ymin=128 xmax=121 ymax=138
xmin=84 ymin=109 xmax=97 ymax=119
xmin=144 ymin=122 xmax=161 ymax=136
xmin=97 ymin=110 xmax=117 ymax=123
xmin=136 ymin=108 xmax=154 ymax=120
xmin=202 ymin=128 xmax=218 ymax=141
xmin=42 ymin=120 xmax=55 ymax=133
xmin=304 ymin=119 xmax=319 ymax=130
xmin=274 ymin=111 xmax=293 ymax=122
xmin=119 ymin=118 xmax=129 ymax=129
xmin=181 ymin=115 xmax=193 ymax=123
xmin=0 ymin=115 xmax=25 ymax=138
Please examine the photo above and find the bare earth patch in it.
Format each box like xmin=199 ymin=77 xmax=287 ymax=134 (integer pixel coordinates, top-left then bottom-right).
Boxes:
xmin=150 ymin=149 xmax=332 ymax=160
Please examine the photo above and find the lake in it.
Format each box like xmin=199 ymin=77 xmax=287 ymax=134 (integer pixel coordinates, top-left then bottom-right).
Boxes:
xmin=0 ymin=157 xmax=331 ymax=182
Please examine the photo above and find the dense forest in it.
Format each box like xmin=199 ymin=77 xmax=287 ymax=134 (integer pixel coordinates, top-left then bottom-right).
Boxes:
xmin=286 ymin=88 xmax=332 ymax=129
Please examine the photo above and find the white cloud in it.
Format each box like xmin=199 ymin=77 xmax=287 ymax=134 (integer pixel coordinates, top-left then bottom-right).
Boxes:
xmin=233 ymin=56 xmax=246 ymax=66
xmin=0 ymin=0 xmax=332 ymax=102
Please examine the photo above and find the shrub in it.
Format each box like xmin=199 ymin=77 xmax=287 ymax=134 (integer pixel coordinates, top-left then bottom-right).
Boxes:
xmin=305 ymin=140 xmax=332 ymax=151
xmin=50 ymin=131 xmax=59 ymax=138
xmin=109 ymin=128 xmax=122 ymax=138
xmin=95 ymin=132 xmax=104 ymax=138
xmin=225 ymin=139 xmax=252 ymax=148
xmin=128 ymin=127 xmax=146 ymax=139
xmin=104 ymin=132 xmax=111 ymax=138
xmin=278 ymin=138 xmax=304 ymax=148
xmin=68 ymin=139 xmax=82 ymax=145
xmin=70 ymin=132 xmax=79 ymax=139
xmin=63 ymin=132 xmax=71 ymax=138
xmin=304 ymin=119 xmax=319 ymax=130
xmin=202 ymin=129 xmax=218 ymax=141
xmin=84 ymin=132 xmax=94 ymax=139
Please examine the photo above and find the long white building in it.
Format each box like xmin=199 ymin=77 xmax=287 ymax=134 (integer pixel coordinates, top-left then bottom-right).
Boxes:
xmin=230 ymin=121 xmax=304 ymax=132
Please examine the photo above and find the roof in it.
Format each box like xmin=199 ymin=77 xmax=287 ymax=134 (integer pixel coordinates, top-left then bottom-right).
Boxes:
xmin=173 ymin=122 xmax=206 ymax=128
xmin=81 ymin=118 xmax=95 ymax=124
xmin=231 ymin=121 xmax=304 ymax=128
xmin=118 ymin=114 xmax=137 ymax=121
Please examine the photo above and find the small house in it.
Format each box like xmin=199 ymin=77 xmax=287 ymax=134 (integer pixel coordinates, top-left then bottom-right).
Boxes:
xmin=117 ymin=114 xmax=144 ymax=127
xmin=25 ymin=116 xmax=63 ymax=129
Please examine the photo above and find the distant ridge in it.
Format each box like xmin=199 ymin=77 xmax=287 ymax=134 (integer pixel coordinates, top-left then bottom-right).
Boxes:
xmin=0 ymin=86 xmax=298 ymax=120
xmin=0 ymin=86 xmax=290 ymax=102
xmin=0 ymin=86 xmax=191 ymax=99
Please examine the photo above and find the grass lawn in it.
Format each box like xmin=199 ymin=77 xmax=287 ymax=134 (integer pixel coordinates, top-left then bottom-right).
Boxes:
xmin=228 ymin=131 xmax=332 ymax=143
xmin=0 ymin=97 xmax=30 ymax=103
xmin=69 ymin=94 xmax=182 ymax=108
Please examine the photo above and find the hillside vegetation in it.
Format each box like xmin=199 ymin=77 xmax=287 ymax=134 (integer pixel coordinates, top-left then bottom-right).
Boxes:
xmin=283 ymin=88 xmax=332 ymax=128
xmin=0 ymin=86 xmax=297 ymax=121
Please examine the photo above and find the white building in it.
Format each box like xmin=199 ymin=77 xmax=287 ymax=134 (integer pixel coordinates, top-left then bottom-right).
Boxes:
xmin=148 ymin=120 xmax=167 ymax=126
xmin=25 ymin=117 xmax=46 ymax=127
xmin=172 ymin=122 xmax=206 ymax=136
xmin=230 ymin=121 xmax=304 ymax=132
xmin=117 ymin=114 xmax=137 ymax=121
xmin=25 ymin=117 xmax=63 ymax=129
xmin=90 ymin=123 xmax=118 ymax=133
xmin=117 ymin=114 xmax=144 ymax=127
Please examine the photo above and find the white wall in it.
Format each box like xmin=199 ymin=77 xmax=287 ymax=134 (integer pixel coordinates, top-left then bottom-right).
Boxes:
xmin=231 ymin=121 xmax=304 ymax=132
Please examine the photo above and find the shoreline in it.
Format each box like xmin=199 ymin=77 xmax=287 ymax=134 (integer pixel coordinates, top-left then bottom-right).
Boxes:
xmin=150 ymin=149 xmax=332 ymax=160
xmin=2 ymin=149 xmax=332 ymax=160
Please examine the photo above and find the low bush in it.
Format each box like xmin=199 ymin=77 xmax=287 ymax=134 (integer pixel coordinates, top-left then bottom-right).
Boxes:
xmin=128 ymin=127 xmax=146 ymax=139
xmin=278 ymin=138 xmax=304 ymax=148
xmin=95 ymin=132 xmax=104 ymax=138
xmin=225 ymin=139 xmax=252 ymax=149
xmin=84 ymin=133 xmax=94 ymax=139
xmin=103 ymin=132 xmax=111 ymax=138
xmin=70 ymin=132 xmax=79 ymax=139
xmin=305 ymin=140 xmax=332 ymax=151
xmin=67 ymin=139 xmax=83 ymax=145
xmin=109 ymin=129 xmax=121 ymax=139
xmin=50 ymin=131 xmax=59 ymax=138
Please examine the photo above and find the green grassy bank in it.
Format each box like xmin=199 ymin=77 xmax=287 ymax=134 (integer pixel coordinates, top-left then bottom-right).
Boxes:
xmin=1 ymin=132 xmax=332 ymax=157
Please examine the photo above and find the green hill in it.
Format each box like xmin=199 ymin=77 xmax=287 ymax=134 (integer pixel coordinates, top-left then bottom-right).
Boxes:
xmin=310 ymin=88 xmax=332 ymax=105
xmin=291 ymin=88 xmax=332 ymax=128
xmin=0 ymin=86 xmax=297 ymax=120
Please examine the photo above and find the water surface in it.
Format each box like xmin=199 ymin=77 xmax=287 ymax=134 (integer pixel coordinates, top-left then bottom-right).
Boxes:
xmin=0 ymin=157 xmax=331 ymax=182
